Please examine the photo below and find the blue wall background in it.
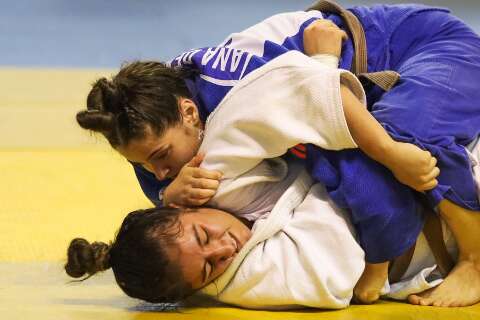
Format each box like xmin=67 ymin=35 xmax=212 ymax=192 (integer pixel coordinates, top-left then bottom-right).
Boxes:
xmin=1 ymin=0 xmax=479 ymax=68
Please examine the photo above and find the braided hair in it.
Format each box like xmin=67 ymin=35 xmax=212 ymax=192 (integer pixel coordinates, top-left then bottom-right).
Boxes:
xmin=65 ymin=207 xmax=194 ymax=303
xmin=76 ymin=61 xmax=197 ymax=147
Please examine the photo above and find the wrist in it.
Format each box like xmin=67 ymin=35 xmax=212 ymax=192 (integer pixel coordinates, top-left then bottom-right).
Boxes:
xmin=370 ymin=137 xmax=396 ymax=167
xmin=357 ymin=135 xmax=396 ymax=167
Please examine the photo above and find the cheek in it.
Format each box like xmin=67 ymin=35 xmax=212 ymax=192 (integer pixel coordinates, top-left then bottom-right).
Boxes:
xmin=181 ymin=136 xmax=199 ymax=160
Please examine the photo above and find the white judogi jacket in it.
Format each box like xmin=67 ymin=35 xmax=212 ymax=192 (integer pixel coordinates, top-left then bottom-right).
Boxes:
xmin=196 ymin=50 xmax=459 ymax=309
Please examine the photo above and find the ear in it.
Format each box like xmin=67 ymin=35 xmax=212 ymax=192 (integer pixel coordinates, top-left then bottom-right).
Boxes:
xmin=178 ymin=97 xmax=200 ymax=126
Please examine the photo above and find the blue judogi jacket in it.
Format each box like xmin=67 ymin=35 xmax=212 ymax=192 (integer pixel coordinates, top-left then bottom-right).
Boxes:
xmin=134 ymin=4 xmax=480 ymax=263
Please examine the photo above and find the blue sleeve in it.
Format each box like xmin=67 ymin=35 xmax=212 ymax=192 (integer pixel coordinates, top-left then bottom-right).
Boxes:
xmin=132 ymin=163 xmax=171 ymax=207
xmin=169 ymin=11 xmax=325 ymax=115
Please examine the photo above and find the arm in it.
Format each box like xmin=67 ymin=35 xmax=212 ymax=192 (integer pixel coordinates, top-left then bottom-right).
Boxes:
xmin=304 ymin=19 xmax=439 ymax=192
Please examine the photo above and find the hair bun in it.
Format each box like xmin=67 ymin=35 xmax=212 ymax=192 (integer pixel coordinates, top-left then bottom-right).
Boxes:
xmin=65 ymin=238 xmax=111 ymax=278
xmin=76 ymin=109 xmax=116 ymax=133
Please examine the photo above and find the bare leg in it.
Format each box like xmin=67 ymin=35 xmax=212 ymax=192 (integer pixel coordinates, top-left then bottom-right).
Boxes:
xmin=353 ymin=262 xmax=389 ymax=304
xmin=408 ymin=200 xmax=480 ymax=307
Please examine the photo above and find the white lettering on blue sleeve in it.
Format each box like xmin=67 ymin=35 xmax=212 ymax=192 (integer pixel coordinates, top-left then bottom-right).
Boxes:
xmin=212 ymin=47 xmax=233 ymax=71
xmin=182 ymin=49 xmax=201 ymax=64
xmin=239 ymin=53 xmax=253 ymax=80
xmin=199 ymin=74 xmax=239 ymax=87
xmin=201 ymin=47 xmax=221 ymax=66
xmin=230 ymin=49 xmax=244 ymax=72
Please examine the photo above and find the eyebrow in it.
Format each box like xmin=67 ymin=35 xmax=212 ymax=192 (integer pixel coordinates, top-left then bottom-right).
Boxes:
xmin=193 ymin=224 xmax=208 ymax=284
xmin=146 ymin=145 xmax=168 ymax=162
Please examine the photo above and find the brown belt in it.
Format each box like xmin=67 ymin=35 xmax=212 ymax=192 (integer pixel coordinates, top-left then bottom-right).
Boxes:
xmin=307 ymin=0 xmax=400 ymax=91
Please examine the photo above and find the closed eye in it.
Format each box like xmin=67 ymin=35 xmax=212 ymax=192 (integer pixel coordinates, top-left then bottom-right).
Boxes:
xmin=152 ymin=148 xmax=169 ymax=161
xmin=194 ymin=225 xmax=212 ymax=283
xmin=203 ymin=227 xmax=209 ymax=245
xmin=202 ymin=228 xmax=213 ymax=281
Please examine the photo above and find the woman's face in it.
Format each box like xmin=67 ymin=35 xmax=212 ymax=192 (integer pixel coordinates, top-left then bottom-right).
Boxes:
xmin=117 ymin=98 xmax=202 ymax=180
xmin=166 ymin=207 xmax=252 ymax=290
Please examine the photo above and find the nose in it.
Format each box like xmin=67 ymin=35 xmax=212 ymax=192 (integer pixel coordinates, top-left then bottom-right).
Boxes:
xmin=152 ymin=165 xmax=170 ymax=180
xmin=205 ymin=240 xmax=236 ymax=265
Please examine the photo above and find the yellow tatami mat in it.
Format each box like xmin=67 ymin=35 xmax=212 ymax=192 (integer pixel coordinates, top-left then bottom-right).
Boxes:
xmin=1 ymin=68 xmax=479 ymax=319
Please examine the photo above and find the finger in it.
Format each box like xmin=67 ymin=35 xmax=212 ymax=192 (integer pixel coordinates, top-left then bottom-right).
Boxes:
xmin=420 ymin=166 xmax=440 ymax=183
xmin=319 ymin=19 xmax=337 ymax=27
xmin=417 ymin=179 xmax=438 ymax=191
xmin=427 ymin=156 xmax=438 ymax=170
xmin=308 ymin=19 xmax=337 ymax=32
xmin=192 ymin=168 xmax=223 ymax=180
xmin=191 ymin=178 xmax=220 ymax=190
xmin=189 ymin=188 xmax=217 ymax=199
xmin=186 ymin=153 xmax=205 ymax=168
xmin=168 ymin=202 xmax=186 ymax=210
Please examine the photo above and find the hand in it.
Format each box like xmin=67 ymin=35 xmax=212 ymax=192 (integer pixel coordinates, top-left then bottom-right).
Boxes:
xmin=163 ymin=154 xmax=223 ymax=207
xmin=384 ymin=142 xmax=440 ymax=191
xmin=303 ymin=19 xmax=348 ymax=58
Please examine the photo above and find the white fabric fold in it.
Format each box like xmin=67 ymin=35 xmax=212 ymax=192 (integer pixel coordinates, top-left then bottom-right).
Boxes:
xmin=387 ymin=265 xmax=443 ymax=300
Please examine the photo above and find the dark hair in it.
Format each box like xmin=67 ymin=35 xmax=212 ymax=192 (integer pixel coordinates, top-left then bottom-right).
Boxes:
xmin=65 ymin=207 xmax=194 ymax=303
xmin=76 ymin=61 xmax=196 ymax=147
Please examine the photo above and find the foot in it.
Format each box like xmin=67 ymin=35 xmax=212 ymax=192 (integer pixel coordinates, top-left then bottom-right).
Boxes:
xmin=353 ymin=262 xmax=389 ymax=304
xmin=408 ymin=260 xmax=480 ymax=307
xmin=353 ymin=287 xmax=381 ymax=304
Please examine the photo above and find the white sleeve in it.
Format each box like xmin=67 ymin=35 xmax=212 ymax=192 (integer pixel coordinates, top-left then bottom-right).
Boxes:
xmin=200 ymin=51 xmax=365 ymax=178
xmin=311 ymin=53 xmax=339 ymax=68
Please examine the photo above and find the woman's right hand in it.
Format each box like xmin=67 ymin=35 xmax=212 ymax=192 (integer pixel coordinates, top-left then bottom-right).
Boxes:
xmin=162 ymin=154 xmax=223 ymax=207
xmin=303 ymin=19 xmax=348 ymax=58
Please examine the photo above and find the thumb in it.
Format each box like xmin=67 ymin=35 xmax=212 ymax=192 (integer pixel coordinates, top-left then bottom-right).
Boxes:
xmin=168 ymin=203 xmax=185 ymax=209
xmin=186 ymin=153 xmax=204 ymax=168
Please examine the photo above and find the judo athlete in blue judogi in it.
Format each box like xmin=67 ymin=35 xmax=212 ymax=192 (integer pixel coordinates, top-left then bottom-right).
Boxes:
xmin=114 ymin=4 xmax=480 ymax=306
xmin=313 ymin=5 xmax=480 ymax=306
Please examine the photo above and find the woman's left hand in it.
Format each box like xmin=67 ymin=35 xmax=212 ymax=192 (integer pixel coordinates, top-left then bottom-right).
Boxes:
xmin=303 ymin=19 xmax=348 ymax=58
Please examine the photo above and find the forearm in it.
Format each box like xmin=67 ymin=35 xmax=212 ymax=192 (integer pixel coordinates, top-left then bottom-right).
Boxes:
xmin=340 ymin=84 xmax=395 ymax=167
